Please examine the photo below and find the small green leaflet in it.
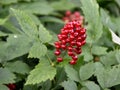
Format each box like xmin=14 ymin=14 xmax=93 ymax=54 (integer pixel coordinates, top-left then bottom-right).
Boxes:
xmin=81 ymin=0 xmax=103 ymax=43
xmin=28 ymin=42 xmax=47 ymax=59
xmin=4 ymin=61 xmax=30 ymax=74
xmin=0 ymin=34 xmax=33 ymax=61
xmin=79 ymin=62 xmax=95 ymax=80
xmin=91 ymin=46 xmax=107 ymax=55
xmin=11 ymin=8 xmax=38 ymax=39
xmin=96 ymin=65 xmax=120 ymax=88
xmin=25 ymin=60 xmax=56 ymax=85
xmin=65 ymin=65 xmax=80 ymax=82
xmin=0 ymin=68 xmax=16 ymax=84
xmin=84 ymin=81 xmax=100 ymax=90
xmin=0 ymin=84 xmax=8 ymax=90
xmin=39 ymin=24 xmax=52 ymax=43
xmin=61 ymin=80 xmax=77 ymax=90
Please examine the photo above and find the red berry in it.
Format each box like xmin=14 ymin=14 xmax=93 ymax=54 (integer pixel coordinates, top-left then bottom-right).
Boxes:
xmin=75 ymin=49 xmax=82 ymax=54
xmin=57 ymin=57 xmax=63 ymax=62
xmin=74 ymin=11 xmax=80 ymax=17
xmin=65 ymin=10 xmax=71 ymax=16
xmin=77 ymin=37 xmax=82 ymax=41
xmin=74 ymin=32 xmax=79 ymax=37
xmin=69 ymin=60 xmax=76 ymax=65
xmin=54 ymin=41 xmax=60 ymax=45
xmin=76 ymin=42 xmax=81 ymax=47
xmin=54 ymin=50 xmax=61 ymax=56
xmin=81 ymin=34 xmax=87 ymax=40
xmin=80 ymin=28 xmax=86 ymax=34
xmin=68 ymin=46 xmax=73 ymax=51
xmin=81 ymin=40 xmax=86 ymax=46
xmin=61 ymin=44 xmax=66 ymax=49
xmin=55 ymin=44 xmax=61 ymax=49
xmin=70 ymin=41 xmax=76 ymax=46
xmin=61 ymin=40 xmax=66 ymax=44
xmin=68 ymin=51 xmax=74 ymax=56
xmin=72 ymin=55 xmax=78 ymax=61
xmin=58 ymin=34 xmax=62 ymax=40
xmin=69 ymin=35 xmax=74 ymax=41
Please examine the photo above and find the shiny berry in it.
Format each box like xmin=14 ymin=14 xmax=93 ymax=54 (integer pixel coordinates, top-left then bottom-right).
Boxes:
xmin=54 ymin=50 xmax=61 ymax=56
xmin=68 ymin=46 xmax=73 ymax=51
xmin=65 ymin=10 xmax=71 ymax=16
xmin=61 ymin=44 xmax=66 ymax=49
xmin=69 ymin=60 xmax=76 ymax=65
xmin=81 ymin=40 xmax=86 ymax=46
xmin=57 ymin=57 xmax=63 ymax=62
xmin=72 ymin=55 xmax=78 ymax=61
xmin=68 ymin=51 xmax=74 ymax=56
xmin=80 ymin=28 xmax=86 ymax=34
xmin=55 ymin=45 xmax=61 ymax=49
xmin=76 ymin=42 xmax=81 ymax=47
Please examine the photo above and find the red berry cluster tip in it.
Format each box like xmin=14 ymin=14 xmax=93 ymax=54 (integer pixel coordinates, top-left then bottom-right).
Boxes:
xmin=6 ymin=83 xmax=16 ymax=90
xmin=54 ymin=20 xmax=86 ymax=65
xmin=63 ymin=10 xmax=84 ymax=24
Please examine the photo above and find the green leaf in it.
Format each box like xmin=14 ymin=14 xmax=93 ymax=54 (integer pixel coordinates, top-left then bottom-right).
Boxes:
xmin=0 ymin=68 xmax=16 ymax=84
xmin=81 ymin=44 xmax=93 ymax=62
xmin=0 ymin=84 xmax=8 ymax=90
xmin=79 ymin=62 xmax=95 ymax=80
xmin=4 ymin=61 xmax=30 ymax=74
xmin=28 ymin=42 xmax=47 ymax=59
xmin=11 ymin=8 xmax=38 ymax=39
xmin=65 ymin=65 xmax=80 ymax=82
xmin=0 ymin=0 xmax=17 ymax=5
xmin=100 ymin=51 xmax=118 ymax=67
xmin=81 ymin=0 xmax=103 ymax=43
xmin=0 ymin=18 xmax=7 ymax=25
xmin=115 ymin=0 xmax=120 ymax=8
xmin=91 ymin=46 xmax=107 ymax=55
xmin=0 ymin=31 xmax=7 ymax=37
xmin=38 ymin=24 xmax=52 ymax=43
xmin=61 ymin=80 xmax=77 ymax=90
xmin=40 ymin=16 xmax=64 ymax=24
xmin=116 ymin=50 xmax=120 ymax=64
xmin=0 ymin=35 xmax=33 ymax=62
xmin=15 ymin=2 xmax=54 ymax=15
xmin=25 ymin=60 xmax=56 ymax=85
xmin=84 ymin=81 xmax=100 ymax=90
xmin=100 ymin=8 xmax=117 ymax=32
xmin=41 ymin=80 xmax=51 ymax=90
xmin=96 ymin=65 xmax=120 ymax=88
xmin=50 ymin=0 xmax=76 ymax=11
xmin=81 ymin=87 xmax=88 ymax=90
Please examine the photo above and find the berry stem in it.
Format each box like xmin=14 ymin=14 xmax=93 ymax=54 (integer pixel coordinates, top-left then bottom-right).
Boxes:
xmin=46 ymin=54 xmax=54 ymax=66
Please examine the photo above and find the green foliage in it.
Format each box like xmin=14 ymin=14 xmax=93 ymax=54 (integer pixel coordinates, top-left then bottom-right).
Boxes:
xmin=4 ymin=61 xmax=30 ymax=74
xmin=79 ymin=62 xmax=95 ymax=80
xmin=25 ymin=60 xmax=56 ymax=85
xmin=61 ymin=80 xmax=77 ymax=90
xmin=11 ymin=8 xmax=38 ymax=39
xmin=0 ymin=84 xmax=8 ymax=90
xmin=0 ymin=68 xmax=16 ymax=84
xmin=0 ymin=0 xmax=120 ymax=89
xmin=38 ymin=24 xmax=52 ymax=43
xmin=96 ymin=65 xmax=120 ymax=88
xmin=0 ymin=35 xmax=32 ymax=62
xmin=65 ymin=65 xmax=80 ymax=82
xmin=28 ymin=42 xmax=47 ymax=59
xmin=83 ymin=81 xmax=100 ymax=90
xmin=81 ymin=0 xmax=103 ymax=43
xmin=91 ymin=46 xmax=107 ymax=55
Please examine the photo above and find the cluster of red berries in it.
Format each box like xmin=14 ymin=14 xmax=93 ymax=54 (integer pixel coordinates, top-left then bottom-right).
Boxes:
xmin=54 ymin=20 xmax=86 ymax=65
xmin=62 ymin=10 xmax=84 ymax=24
xmin=6 ymin=83 xmax=16 ymax=90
